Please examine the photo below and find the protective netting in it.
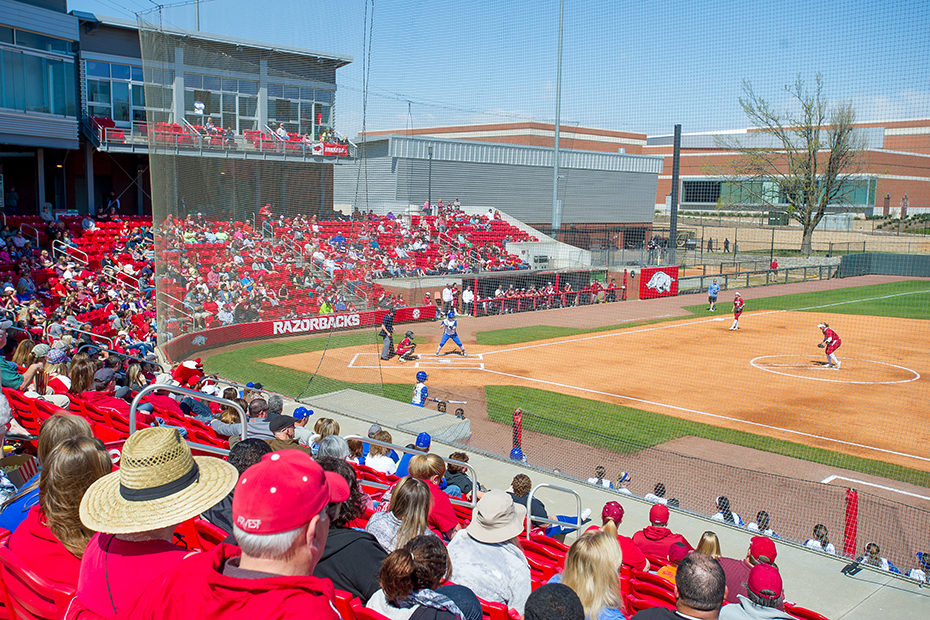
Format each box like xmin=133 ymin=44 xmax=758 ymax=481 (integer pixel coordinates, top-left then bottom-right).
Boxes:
xmin=137 ymin=3 xmax=930 ymax=579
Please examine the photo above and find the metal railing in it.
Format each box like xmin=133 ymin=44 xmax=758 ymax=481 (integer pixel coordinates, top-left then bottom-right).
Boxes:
xmin=19 ymin=224 xmax=39 ymax=246
xmin=129 ymin=383 xmax=248 ymax=453
xmin=157 ymin=291 xmax=195 ymax=325
xmin=75 ymin=344 xmax=164 ymax=373
xmin=43 ymin=323 xmax=114 ymax=349
xmin=262 ymin=220 xmax=274 ymax=240
xmin=52 ymin=239 xmax=88 ymax=267
xmin=525 ymin=483 xmax=584 ymax=540
xmin=345 ymin=435 xmax=479 ymax=511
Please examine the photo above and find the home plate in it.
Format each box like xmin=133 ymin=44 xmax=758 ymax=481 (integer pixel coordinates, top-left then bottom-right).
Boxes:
xmin=712 ymin=317 xmax=726 ymax=321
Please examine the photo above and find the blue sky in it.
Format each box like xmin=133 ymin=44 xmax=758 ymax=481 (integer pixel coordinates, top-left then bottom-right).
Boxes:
xmin=69 ymin=0 xmax=930 ymax=137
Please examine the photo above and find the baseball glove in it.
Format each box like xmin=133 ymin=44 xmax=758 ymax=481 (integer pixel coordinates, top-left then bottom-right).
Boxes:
xmin=817 ymin=343 xmax=825 ymax=348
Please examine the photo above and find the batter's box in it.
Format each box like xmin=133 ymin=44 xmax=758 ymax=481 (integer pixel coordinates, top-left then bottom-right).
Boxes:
xmin=348 ymin=352 xmax=484 ymax=370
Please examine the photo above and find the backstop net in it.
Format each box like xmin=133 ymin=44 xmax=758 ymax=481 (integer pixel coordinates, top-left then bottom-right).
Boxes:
xmin=138 ymin=4 xmax=930 ymax=578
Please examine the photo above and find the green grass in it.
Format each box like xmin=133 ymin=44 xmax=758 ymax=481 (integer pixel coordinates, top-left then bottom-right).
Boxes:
xmin=476 ymin=318 xmax=685 ymax=346
xmin=485 ymin=386 xmax=930 ymax=488
xmin=683 ymin=280 xmax=930 ymax=319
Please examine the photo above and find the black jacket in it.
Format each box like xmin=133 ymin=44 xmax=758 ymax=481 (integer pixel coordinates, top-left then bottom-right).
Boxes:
xmin=313 ymin=526 xmax=387 ymax=604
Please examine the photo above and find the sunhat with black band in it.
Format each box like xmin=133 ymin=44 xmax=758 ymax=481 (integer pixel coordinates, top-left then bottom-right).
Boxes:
xmin=80 ymin=427 xmax=238 ymax=534
xmin=466 ymin=489 xmax=527 ymax=544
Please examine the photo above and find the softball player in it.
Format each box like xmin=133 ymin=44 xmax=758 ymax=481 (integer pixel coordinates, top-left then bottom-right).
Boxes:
xmin=396 ymin=330 xmax=418 ymax=362
xmin=818 ymin=322 xmax=842 ymax=369
xmin=411 ymin=371 xmax=439 ymax=407
xmin=729 ymin=292 xmax=744 ymax=330
xmin=436 ymin=311 xmax=467 ymax=356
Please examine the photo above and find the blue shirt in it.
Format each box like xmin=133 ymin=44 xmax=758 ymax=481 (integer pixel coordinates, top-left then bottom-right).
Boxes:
xmin=395 ymin=453 xmax=413 ymax=477
xmin=708 ymin=282 xmax=721 ymax=297
xmin=0 ymin=472 xmax=38 ymax=533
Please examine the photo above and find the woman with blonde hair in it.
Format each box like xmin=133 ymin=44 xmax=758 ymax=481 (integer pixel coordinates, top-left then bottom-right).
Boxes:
xmin=310 ymin=417 xmax=340 ymax=455
xmin=553 ymin=530 xmax=626 ymax=620
xmin=8 ymin=435 xmax=112 ymax=586
xmin=696 ymin=531 xmax=723 ymax=559
xmin=409 ymin=454 xmax=461 ymax=541
xmin=366 ymin=476 xmax=435 ymax=552
xmin=68 ymin=357 xmax=97 ymax=395
xmin=11 ymin=339 xmax=36 ymax=367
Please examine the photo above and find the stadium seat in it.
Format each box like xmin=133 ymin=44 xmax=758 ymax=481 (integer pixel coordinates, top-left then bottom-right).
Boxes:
xmin=0 ymin=541 xmax=75 ymax=620
xmin=475 ymin=597 xmax=520 ymax=620
xmin=333 ymin=590 xmax=356 ymax=620
xmin=349 ymin=598 xmax=391 ymax=620
xmin=785 ymin=602 xmax=832 ymax=620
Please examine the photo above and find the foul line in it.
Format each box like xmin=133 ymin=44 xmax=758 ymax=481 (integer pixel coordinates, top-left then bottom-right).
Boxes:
xmin=481 ymin=287 xmax=930 ymax=356
xmin=478 ymin=367 xmax=930 ymax=465
xmin=821 ymin=475 xmax=930 ymax=502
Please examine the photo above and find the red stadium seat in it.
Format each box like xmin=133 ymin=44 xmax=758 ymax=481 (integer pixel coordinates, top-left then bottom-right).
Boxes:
xmin=0 ymin=541 xmax=76 ymax=620
xmin=785 ymin=602 xmax=832 ymax=620
xmin=349 ymin=598 xmax=391 ymax=620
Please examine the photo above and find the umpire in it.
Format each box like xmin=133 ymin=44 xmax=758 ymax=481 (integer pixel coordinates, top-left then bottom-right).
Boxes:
xmin=379 ymin=307 xmax=396 ymax=360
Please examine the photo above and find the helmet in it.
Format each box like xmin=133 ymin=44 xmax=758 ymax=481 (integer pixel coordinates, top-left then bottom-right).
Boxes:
xmin=405 ymin=330 xmax=415 ymax=339
xmin=416 ymin=371 xmax=428 ymax=382
xmin=510 ymin=447 xmax=524 ymax=461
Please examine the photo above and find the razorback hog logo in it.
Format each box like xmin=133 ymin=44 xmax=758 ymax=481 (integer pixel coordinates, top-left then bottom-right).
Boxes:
xmin=191 ymin=335 xmax=207 ymax=346
xmin=646 ymin=271 xmax=675 ymax=294
xmin=273 ymin=313 xmax=362 ymax=335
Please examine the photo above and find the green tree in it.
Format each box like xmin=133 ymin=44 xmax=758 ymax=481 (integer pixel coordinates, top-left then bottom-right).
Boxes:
xmin=717 ymin=74 xmax=866 ymax=255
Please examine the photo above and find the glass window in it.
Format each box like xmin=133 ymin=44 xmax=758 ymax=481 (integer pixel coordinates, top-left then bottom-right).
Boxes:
xmin=202 ymin=75 xmax=220 ymax=91
xmin=87 ymin=80 xmax=110 ymax=104
xmin=283 ymin=85 xmax=299 ymax=100
xmin=238 ymin=118 xmax=257 ymax=131
xmin=299 ymin=87 xmax=314 ymax=101
xmin=2 ymin=49 xmax=26 ymax=111
xmin=184 ymin=73 xmax=202 ymax=89
xmin=112 ymin=81 xmax=130 ymax=121
xmin=133 ymin=109 xmax=146 ymax=122
xmin=192 ymin=89 xmax=218 ymax=115
xmin=682 ymin=181 xmax=721 ymax=204
xmin=23 ymin=54 xmax=47 ymax=113
xmin=315 ymin=89 xmax=333 ymax=104
xmin=132 ymin=83 xmax=145 ymax=107
xmin=316 ymin=103 xmax=331 ymax=126
xmin=131 ymin=66 xmax=143 ymax=82
xmin=86 ymin=61 xmax=109 ymax=78
xmin=88 ymin=105 xmax=110 ymax=119
xmin=238 ymin=95 xmax=257 ymax=117
xmin=0 ymin=27 xmax=13 ymax=45
xmin=267 ymin=83 xmax=283 ymax=98
xmin=222 ymin=78 xmax=237 ymax=92
xmin=238 ymin=80 xmax=258 ymax=95
xmin=273 ymin=98 xmax=298 ymax=122
xmin=48 ymin=58 xmax=75 ymax=116
xmin=145 ymin=84 xmax=171 ymax=109
xmin=111 ymin=64 xmax=131 ymax=80
xmin=15 ymin=30 xmax=70 ymax=54
xmin=222 ymin=92 xmax=236 ymax=115
xmin=145 ymin=67 xmax=174 ymax=84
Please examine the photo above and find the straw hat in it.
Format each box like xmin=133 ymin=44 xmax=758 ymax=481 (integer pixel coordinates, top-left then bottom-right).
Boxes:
xmin=466 ymin=489 xmax=527 ymax=544
xmin=80 ymin=427 xmax=237 ymax=534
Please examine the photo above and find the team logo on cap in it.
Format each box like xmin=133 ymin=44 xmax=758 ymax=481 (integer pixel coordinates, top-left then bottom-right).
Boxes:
xmin=237 ymin=515 xmax=262 ymax=530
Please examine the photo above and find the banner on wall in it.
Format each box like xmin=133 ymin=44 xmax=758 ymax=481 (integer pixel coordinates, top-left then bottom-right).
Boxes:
xmin=639 ymin=266 xmax=679 ymax=299
xmin=163 ymin=306 xmax=435 ymax=362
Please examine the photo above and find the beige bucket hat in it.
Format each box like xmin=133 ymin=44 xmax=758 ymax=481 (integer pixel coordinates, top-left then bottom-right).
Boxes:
xmin=80 ymin=427 xmax=237 ymax=534
xmin=466 ymin=489 xmax=527 ymax=544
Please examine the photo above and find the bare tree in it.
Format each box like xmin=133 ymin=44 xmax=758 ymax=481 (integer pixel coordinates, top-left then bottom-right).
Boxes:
xmin=715 ymin=74 xmax=866 ymax=255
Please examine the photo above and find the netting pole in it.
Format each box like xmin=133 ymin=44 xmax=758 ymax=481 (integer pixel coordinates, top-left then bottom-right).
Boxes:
xmin=844 ymin=488 xmax=859 ymax=558
xmin=512 ymin=408 xmax=524 ymax=450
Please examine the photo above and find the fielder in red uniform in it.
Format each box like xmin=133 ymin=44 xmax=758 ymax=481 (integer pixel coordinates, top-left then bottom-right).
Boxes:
xmin=818 ymin=322 xmax=842 ymax=369
xmin=729 ymin=292 xmax=744 ymax=330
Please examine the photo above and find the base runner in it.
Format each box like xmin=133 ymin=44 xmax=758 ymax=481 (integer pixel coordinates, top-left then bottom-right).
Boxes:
xmin=818 ymin=322 xmax=842 ymax=369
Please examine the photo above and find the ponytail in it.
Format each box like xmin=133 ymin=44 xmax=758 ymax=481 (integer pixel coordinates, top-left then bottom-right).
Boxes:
xmin=717 ymin=496 xmax=734 ymax=524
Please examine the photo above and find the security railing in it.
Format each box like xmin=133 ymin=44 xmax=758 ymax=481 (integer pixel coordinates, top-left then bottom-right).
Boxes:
xmin=525 ymin=483 xmax=584 ymax=540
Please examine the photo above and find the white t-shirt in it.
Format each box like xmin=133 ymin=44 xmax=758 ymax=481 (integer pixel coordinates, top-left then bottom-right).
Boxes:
xmin=711 ymin=511 xmax=744 ymax=526
xmin=644 ymin=494 xmax=667 ymax=505
xmin=366 ymin=453 xmax=398 ymax=476
xmin=803 ymin=539 xmax=836 ymax=555
xmin=366 ymin=590 xmax=416 ymax=620
xmin=746 ymin=523 xmax=776 ymax=537
xmin=587 ymin=477 xmax=614 ymax=489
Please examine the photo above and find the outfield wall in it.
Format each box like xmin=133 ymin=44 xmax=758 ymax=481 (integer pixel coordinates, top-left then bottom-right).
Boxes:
xmin=839 ymin=253 xmax=930 ymax=278
xmin=162 ymin=306 xmax=435 ymax=362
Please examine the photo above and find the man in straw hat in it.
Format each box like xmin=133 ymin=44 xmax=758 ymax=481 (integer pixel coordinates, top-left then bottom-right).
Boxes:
xmin=118 ymin=448 xmax=348 ymax=619
xmin=74 ymin=427 xmax=239 ymax=618
xmin=446 ymin=489 xmax=532 ymax=614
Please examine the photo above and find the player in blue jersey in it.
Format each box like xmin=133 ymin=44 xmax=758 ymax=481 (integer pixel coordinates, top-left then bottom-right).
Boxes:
xmin=436 ymin=311 xmax=467 ymax=356
xmin=411 ymin=371 xmax=439 ymax=407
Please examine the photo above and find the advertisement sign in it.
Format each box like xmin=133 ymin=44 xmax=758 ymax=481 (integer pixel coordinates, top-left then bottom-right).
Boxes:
xmin=639 ymin=266 xmax=679 ymax=299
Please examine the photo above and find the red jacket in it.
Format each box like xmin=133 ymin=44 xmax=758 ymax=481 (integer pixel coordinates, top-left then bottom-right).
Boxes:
xmin=8 ymin=505 xmax=81 ymax=587
xmin=116 ymin=544 xmax=339 ymax=620
xmin=632 ymin=526 xmax=692 ymax=560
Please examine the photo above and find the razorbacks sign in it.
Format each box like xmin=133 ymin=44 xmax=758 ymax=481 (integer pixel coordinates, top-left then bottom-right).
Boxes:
xmin=639 ymin=266 xmax=679 ymax=299
xmin=273 ymin=314 xmax=361 ymax=334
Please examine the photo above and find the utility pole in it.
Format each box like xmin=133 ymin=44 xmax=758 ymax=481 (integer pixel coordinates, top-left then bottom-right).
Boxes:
xmin=550 ymin=0 xmax=564 ymax=237
xmin=668 ymin=124 xmax=681 ymax=266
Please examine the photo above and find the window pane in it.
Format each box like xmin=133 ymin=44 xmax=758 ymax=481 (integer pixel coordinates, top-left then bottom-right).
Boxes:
xmin=132 ymin=108 xmax=146 ymax=122
xmin=2 ymin=49 xmax=26 ymax=110
xmin=111 ymin=64 xmax=131 ymax=80
xmin=317 ymin=104 xmax=331 ymax=125
xmin=184 ymin=73 xmax=202 ymax=89
xmin=112 ymin=81 xmax=130 ymax=121
xmin=238 ymin=80 xmax=258 ymax=95
xmin=15 ymin=30 xmax=70 ymax=53
xmin=0 ymin=27 xmax=12 ymax=45
xmin=87 ymin=80 xmax=110 ymax=104
xmin=222 ymin=78 xmax=237 ymax=92
xmin=283 ymin=85 xmax=299 ymax=100
xmin=238 ymin=118 xmax=257 ymax=131
xmin=300 ymin=102 xmax=313 ymax=119
xmin=315 ymin=89 xmax=333 ymax=104
xmin=86 ymin=61 xmax=109 ymax=78
xmin=222 ymin=92 xmax=236 ymax=115
xmin=131 ymin=66 xmax=143 ymax=82
xmin=202 ymin=75 xmax=220 ymax=91
xmin=299 ymin=87 xmax=314 ymax=101
xmin=238 ymin=95 xmax=257 ymax=117
xmin=23 ymin=54 xmax=48 ymax=112
xmin=184 ymin=90 xmax=194 ymax=112
xmin=132 ymin=83 xmax=145 ymax=107
xmin=88 ymin=105 xmax=110 ymax=118
xmin=267 ymin=83 xmax=283 ymax=98
xmin=145 ymin=67 xmax=174 ymax=84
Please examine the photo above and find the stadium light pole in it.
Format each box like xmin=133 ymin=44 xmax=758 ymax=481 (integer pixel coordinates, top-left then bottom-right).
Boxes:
xmin=428 ymin=145 xmax=433 ymax=211
xmin=551 ymin=0 xmax=564 ymax=237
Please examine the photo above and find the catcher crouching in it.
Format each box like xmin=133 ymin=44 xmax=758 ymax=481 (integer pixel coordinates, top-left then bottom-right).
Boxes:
xmin=396 ymin=331 xmax=419 ymax=362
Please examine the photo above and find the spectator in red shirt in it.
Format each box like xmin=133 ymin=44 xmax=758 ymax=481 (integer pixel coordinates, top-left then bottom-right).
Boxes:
xmin=718 ymin=536 xmax=780 ymax=606
xmin=591 ymin=501 xmax=649 ymax=571
xmin=118 ymin=448 xmax=348 ymax=620
xmin=80 ymin=367 xmax=156 ymax=426
xmin=632 ymin=504 xmax=693 ymax=561
xmin=8 ymin=436 xmax=111 ymax=587
xmin=409 ymin=453 xmax=462 ymax=541
xmin=73 ymin=427 xmax=238 ymax=619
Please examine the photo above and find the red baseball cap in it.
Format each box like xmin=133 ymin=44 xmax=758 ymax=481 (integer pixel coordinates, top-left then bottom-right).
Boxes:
xmin=233 ymin=451 xmax=349 ymax=535
xmin=747 ymin=564 xmax=783 ymax=600
xmin=749 ymin=536 xmax=777 ymax=564
xmin=602 ymin=501 xmax=624 ymax=523
xmin=649 ymin=504 xmax=670 ymax=524
xmin=668 ymin=542 xmax=690 ymax=564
